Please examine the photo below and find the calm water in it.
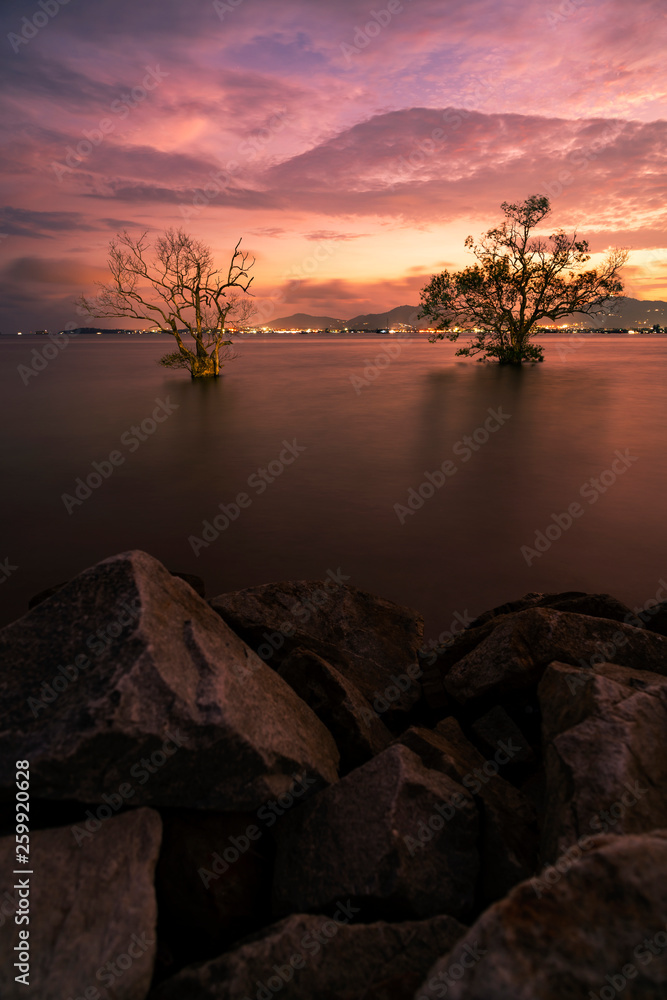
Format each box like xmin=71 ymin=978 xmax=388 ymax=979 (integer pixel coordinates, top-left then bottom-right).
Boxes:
xmin=1 ymin=334 xmax=666 ymax=637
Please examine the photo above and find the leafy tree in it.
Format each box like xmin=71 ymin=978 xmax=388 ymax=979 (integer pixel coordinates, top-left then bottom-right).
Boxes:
xmin=79 ymin=228 xmax=254 ymax=377
xmin=419 ymin=196 xmax=628 ymax=364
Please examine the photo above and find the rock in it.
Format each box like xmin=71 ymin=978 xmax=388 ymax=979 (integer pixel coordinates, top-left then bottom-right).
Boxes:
xmin=27 ymin=569 xmax=206 ymax=608
xmin=415 ymin=831 xmax=667 ymax=1000
xmin=277 ymin=647 xmax=393 ymax=773
xmin=150 ymin=911 xmax=467 ymax=1000
xmin=468 ymin=591 xmax=635 ymax=629
xmin=467 ymin=591 xmax=584 ymax=628
xmin=395 ymin=719 xmax=538 ymax=904
xmin=0 ymin=550 xmax=339 ymax=810
xmin=443 ymin=607 xmax=667 ymax=705
xmin=643 ymin=599 xmax=667 ymax=637
xmin=0 ymin=808 xmax=161 ymax=1000
xmin=154 ymin=808 xmax=274 ymax=973
xmin=538 ymin=660 xmax=667 ymax=861
xmin=470 ymin=706 xmax=535 ymax=764
xmin=273 ymin=744 xmax=478 ymax=921
xmin=210 ymin=579 xmax=424 ymax=716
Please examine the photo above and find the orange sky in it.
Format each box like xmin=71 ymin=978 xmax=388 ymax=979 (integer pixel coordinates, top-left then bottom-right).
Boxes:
xmin=1 ymin=0 xmax=666 ymax=329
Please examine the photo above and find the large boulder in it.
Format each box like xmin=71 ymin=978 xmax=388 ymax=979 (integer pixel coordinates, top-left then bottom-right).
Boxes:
xmin=0 ymin=551 xmax=339 ymax=810
xmin=643 ymin=600 xmax=667 ymax=637
xmin=538 ymin=660 xmax=667 ymax=861
xmin=273 ymin=744 xmax=479 ymax=921
xmin=277 ymin=647 xmax=393 ymax=773
xmin=443 ymin=607 xmax=667 ymax=705
xmin=210 ymin=579 xmax=424 ymax=716
xmin=150 ymin=912 xmax=467 ymax=1000
xmin=468 ymin=590 xmax=635 ymax=629
xmin=395 ymin=718 xmax=538 ymax=904
xmin=415 ymin=831 xmax=667 ymax=1000
xmin=0 ymin=808 xmax=161 ymax=1000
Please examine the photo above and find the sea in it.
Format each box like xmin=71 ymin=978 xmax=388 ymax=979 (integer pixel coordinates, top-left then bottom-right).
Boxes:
xmin=1 ymin=332 xmax=666 ymax=638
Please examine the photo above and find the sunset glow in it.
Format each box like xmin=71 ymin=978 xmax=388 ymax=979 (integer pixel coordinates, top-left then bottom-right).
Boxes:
xmin=1 ymin=0 xmax=666 ymax=330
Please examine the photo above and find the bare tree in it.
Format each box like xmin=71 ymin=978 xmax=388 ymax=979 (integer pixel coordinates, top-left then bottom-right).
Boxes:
xmin=419 ymin=196 xmax=629 ymax=364
xmin=79 ymin=228 xmax=255 ymax=377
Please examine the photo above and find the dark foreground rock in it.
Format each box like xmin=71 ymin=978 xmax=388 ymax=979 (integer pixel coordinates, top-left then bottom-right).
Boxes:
xmin=443 ymin=607 xmax=667 ymax=705
xmin=4 ymin=555 xmax=667 ymax=998
xmin=468 ymin=590 xmax=636 ymax=628
xmin=273 ymin=744 xmax=478 ymax=921
xmin=155 ymin=808 xmax=275 ymax=971
xmin=395 ymin=718 xmax=538 ymax=904
xmin=277 ymin=646 xmax=393 ymax=772
xmin=210 ymin=579 xmax=424 ymax=716
xmin=538 ymin=660 xmax=667 ymax=861
xmin=0 ymin=808 xmax=161 ymax=1000
xmin=150 ymin=912 xmax=467 ymax=1000
xmin=0 ymin=550 xmax=339 ymax=810
xmin=415 ymin=831 xmax=667 ymax=1000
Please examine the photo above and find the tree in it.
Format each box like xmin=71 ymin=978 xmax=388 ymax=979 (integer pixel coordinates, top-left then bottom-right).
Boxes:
xmin=78 ymin=228 xmax=255 ymax=377
xmin=419 ymin=196 xmax=628 ymax=364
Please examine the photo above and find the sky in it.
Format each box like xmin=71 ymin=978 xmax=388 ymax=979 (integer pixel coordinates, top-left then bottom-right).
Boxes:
xmin=1 ymin=0 xmax=666 ymax=331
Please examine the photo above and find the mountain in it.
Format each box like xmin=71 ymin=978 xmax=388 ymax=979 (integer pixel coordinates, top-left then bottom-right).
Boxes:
xmin=272 ymin=297 xmax=667 ymax=330
xmin=346 ymin=305 xmax=425 ymax=328
xmin=270 ymin=313 xmax=345 ymax=328
xmin=578 ymin=297 xmax=667 ymax=328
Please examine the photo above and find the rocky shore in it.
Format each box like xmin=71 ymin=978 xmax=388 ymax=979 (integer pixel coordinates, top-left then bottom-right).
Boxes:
xmin=1 ymin=550 xmax=666 ymax=999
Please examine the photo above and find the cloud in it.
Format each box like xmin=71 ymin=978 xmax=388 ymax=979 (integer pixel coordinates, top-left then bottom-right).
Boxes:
xmin=2 ymin=256 xmax=106 ymax=286
xmin=302 ymin=230 xmax=369 ymax=241
xmin=0 ymin=207 xmax=98 ymax=238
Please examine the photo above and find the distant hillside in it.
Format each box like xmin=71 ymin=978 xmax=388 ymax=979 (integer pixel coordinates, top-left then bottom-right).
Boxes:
xmin=272 ymin=297 xmax=667 ymax=330
xmin=575 ymin=297 xmax=667 ymax=328
xmin=346 ymin=305 xmax=425 ymax=328
xmin=270 ymin=313 xmax=345 ymax=328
